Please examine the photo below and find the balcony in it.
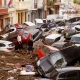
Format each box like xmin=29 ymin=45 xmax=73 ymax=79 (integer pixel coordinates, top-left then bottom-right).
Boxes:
xmin=15 ymin=1 xmax=32 ymax=10
xmin=8 ymin=6 xmax=15 ymax=13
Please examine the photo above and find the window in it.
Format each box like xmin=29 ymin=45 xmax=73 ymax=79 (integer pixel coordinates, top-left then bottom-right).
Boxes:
xmin=8 ymin=36 xmax=17 ymax=42
xmin=6 ymin=29 xmax=14 ymax=33
xmin=22 ymin=32 xmax=28 ymax=38
xmin=0 ymin=43 xmax=5 ymax=47
xmin=66 ymin=71 xmax=78 ymax=78
xmin=8 ymin=43 xmax=14 ymax=47
xmin=42 ymin=46 xmax=50 ymax=54
xmin=59 ymin=72 xmax=66 ymax=78
xmin=18 ymin=13 xmax=20 ymax=23
xmin=33 ymin=31 xmax=39 ymax=39
xmin=4 ymin=0 xmax=7 ymax=6
xmin=54 ymin=58 xmax=64 ymax=67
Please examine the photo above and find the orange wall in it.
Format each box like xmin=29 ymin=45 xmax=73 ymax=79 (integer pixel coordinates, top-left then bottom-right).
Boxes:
xmin=0 ymin=0 xmax=2 ymax=6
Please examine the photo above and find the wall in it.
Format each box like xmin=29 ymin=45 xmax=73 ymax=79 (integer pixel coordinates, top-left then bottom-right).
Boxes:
xmin=37 ymin=0 xmax=43 ymax=9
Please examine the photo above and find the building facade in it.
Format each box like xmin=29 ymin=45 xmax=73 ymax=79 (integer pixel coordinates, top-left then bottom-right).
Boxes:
xmin=0 ymin=0 xmax=15 ymax=31
xmin=14 ymin=0 xmax=32 ymax=24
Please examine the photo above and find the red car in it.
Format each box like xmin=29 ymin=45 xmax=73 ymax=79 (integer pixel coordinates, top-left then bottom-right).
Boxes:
xmin=37 ymin=45 xmax=59 ymax=59
xmin=7 ymin=30 xmax=32 ymax=49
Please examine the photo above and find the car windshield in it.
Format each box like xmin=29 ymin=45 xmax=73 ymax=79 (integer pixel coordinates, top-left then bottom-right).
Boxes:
xmin=8 ymin=43 xmax=14 ymax=47
xmin=71 ymin=37 xmax=80 ymax=43
xmin=49 ymin=52 xmax=65 ymax=68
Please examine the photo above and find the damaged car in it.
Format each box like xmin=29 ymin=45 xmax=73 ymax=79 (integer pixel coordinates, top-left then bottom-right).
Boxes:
xmin=36 ymin=45 xmax=80 ymax=78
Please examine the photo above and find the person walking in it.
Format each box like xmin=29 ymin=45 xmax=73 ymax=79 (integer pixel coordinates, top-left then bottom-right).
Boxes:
xmin=17 ymin=34 xmax=22 ymax=51
xmin=27 ymin=37 xmax=33 ymax=57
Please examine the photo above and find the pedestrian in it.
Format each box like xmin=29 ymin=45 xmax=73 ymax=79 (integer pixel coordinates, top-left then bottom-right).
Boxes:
xmin=17 ymin=34 xmax=22 ymax=51
xmin=27 ymin=37 xmax=33 ymax=57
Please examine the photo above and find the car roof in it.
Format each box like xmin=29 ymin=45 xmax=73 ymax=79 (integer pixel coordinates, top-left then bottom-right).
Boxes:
xmin=50 ymin=45 xmax=80 ymax=64
xmin=0 ymin=40 xmax=12 ymax=44
xmin=44 ymin=45 xmax=59 ymax=51
xmin=57 ymin=67 xmax=80 ymax=72
xmin=45 ymin=34 xmax=61 ymax=40
xmin=51 ymin=41 xmax=67 ymax=47
xmin=58 ymin=45 xmax=80 ymax=63
xmin=72 ymin=33 xmax=80 ymax=37
xmin=27 ymin=29 xmax=39 ymax=35
xmin=35 ymin=19 xmax=44 ymax=23
xmin=23 ymin=21 xmax=35 ymax=26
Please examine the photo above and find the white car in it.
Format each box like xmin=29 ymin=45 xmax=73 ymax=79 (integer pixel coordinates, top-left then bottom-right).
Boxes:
xmin=0 ymin=27 xmax=16 ymax=39
xmin=0 ymin=40 xmax=15 ymax=52
xmin=54 ymin=16 xmax=66 ymax=22
xmin=45 ymin=34 xmax=62 ymax=44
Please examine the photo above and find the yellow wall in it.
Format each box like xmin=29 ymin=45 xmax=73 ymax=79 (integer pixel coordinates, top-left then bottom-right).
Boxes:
xmin=16 ymin=10 xmax=27 ymax=24
xmin=15 ymin=0 xmax=32 ymax=10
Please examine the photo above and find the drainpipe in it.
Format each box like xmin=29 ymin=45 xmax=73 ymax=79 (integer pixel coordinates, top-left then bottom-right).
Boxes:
xmin=43 ymin=0 xmax=47 ymax=18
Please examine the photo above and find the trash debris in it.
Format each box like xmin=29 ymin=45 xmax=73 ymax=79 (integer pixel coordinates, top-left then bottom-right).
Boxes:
xmin=8 ymin=69 xmax=17 ymax=74
xmin=15 ymin=63 xmax=22 ymax=69
xmin=35 ymin=78 xmax=52 ymax=80
xmin=20 ymin=70 xmax=36 ymax=75
xmin=1 ymin=55 xmax=5 ymax=58
xmin=25 ymin=65 xmax=34 ymax=72
xmin=7 ymin=76 xmax=14 ymax=80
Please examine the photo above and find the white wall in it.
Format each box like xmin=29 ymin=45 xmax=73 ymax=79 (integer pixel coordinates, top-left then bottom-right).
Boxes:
xmin=37 ymin=0 xmax=43 ymax=8
xmin=61 ymin=0 xmax=73 ymax=4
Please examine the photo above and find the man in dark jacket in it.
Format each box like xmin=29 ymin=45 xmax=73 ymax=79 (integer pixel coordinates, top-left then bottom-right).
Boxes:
xmin=27 ymin=38 xmax=33 ymax=56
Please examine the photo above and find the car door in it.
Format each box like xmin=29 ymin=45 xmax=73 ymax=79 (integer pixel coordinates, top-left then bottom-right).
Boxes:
xmin=78 ymin=71 xmax=80 ymax=80
xmin=58 ymin=71 xmax=78 ymax=80
xmin=7 ymin=36 xmax=18 ymax=47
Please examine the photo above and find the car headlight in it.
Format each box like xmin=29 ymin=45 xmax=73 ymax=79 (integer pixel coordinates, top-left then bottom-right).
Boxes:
xmin=37 ymin=60 xmax=40 ymax=66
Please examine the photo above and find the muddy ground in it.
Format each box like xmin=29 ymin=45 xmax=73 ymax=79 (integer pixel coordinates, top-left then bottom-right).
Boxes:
xmin=0 ymin=40 xmax=44 ymax=80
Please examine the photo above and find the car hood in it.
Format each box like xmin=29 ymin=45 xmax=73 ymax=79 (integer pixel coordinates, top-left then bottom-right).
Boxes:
xmin=38 ymin=56 xmax=58 ymax=78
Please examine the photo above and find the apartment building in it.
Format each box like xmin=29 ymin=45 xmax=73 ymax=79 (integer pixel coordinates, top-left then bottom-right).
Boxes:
xmin=0 ymin=0 xmax=15 ymax=31
xmin=14 ymin=0 xmax=32 ymax=24
xmin=27 ymin=0 xmax=44 ymax=22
